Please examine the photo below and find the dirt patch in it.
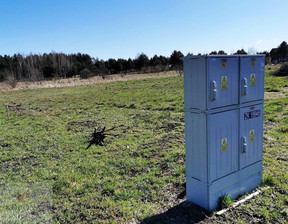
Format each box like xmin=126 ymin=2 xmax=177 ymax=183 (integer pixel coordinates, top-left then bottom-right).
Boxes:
xmin=263 ymin=120 xmax=277 ymax=139
xmin=264 ymin=86 xmax=288 ymax=99
xmin=0 ymin=72 xmax=179 ymax=92
xmin=263 ymin=120 xmax=278 ymax=160
xmin=265 ymin=91 xmax=286 ymax=99
xmin=265 ymin=64 xmax=282 ymax=70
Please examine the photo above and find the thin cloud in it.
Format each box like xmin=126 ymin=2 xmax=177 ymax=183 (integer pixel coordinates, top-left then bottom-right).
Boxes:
xmin=256 ymin=39 xmax=263 ymax=45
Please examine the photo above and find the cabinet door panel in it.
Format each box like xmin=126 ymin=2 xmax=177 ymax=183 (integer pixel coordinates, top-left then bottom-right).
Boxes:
xmin=240 ymin=56 xmax=265 ymax=103
xmin=207 ymin=57 xmax=239 ymax=109
xmin=209 ymin=110 xmax=238 ymax=181
xmin=239 ymin=104 xmax=263 ymax=169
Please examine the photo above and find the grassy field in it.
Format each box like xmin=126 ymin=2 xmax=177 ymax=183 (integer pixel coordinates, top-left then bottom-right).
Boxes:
xmin=0 ymin=71 xmax=287 ymax=223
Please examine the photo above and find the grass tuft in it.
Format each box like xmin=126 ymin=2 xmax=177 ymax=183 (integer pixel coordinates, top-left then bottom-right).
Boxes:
xmin=263 ymin=175 xmax=276 ymax=186
xmin=218 ymin=194 xmax=233 ymax=210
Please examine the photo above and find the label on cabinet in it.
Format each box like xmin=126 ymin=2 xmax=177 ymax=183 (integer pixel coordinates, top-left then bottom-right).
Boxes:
xmin=250 ymin=73 xmax=256 ymax=86
xmin=244 ymin=109 xmax=261 ymax=120
xmin=221 ymin=138 xmax=228 ymax=152
xmin=221 ymin=76 xmax=228 ymax=90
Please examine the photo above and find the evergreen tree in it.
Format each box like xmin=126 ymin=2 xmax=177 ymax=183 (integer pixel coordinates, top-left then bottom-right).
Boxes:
xmin=170 ymin=50 xmax=183 ymax=67
xmin=134 ymin=53 xmax=149 ymax=71
xmin=234 ymin=49 xmax=247 ymax=55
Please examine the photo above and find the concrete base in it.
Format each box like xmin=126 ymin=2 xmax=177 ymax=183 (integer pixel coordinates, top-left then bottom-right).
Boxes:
xmin=186 ymin=161 xmax=262 ymax=211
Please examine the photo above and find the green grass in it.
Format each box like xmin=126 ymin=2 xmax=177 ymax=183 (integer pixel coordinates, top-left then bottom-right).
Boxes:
xmin=218 ymin=194 xmax=233 ymax=210
xmin=0 ymin=71 xmax=288 ymax=223
xmin=265 ymin=69 xmax=288 ymax=93
xmin=0 ymin=76 xmax=185 ymax=223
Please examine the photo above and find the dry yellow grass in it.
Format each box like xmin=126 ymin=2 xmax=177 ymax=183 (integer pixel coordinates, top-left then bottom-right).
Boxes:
xmin=0 ymin=71 xmax=180 ymax=91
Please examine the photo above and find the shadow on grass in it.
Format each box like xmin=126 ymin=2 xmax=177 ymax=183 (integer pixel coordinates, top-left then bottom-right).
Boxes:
xmin=140 ymin=201 xmax=210 ymax=224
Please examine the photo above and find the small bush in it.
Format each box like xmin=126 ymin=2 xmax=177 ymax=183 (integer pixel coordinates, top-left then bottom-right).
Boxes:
xmin=272 ymin=63 xmax=288 ymax=76
xmin=218 ymin=194 xmax=233 ymax=209
xmin=79 ymin=68 xmax=92 ymax=79
xmin=5 ymin=74 xmax=17 ymax=88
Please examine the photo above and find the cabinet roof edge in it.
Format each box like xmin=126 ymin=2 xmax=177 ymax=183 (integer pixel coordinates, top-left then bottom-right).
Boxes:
xmin=184 ymin=55 xmax=265 ymax=61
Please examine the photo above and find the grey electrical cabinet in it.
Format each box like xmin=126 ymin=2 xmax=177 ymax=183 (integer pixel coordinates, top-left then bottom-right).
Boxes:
xmin=184 ymin=55 xmax=265 ymax=211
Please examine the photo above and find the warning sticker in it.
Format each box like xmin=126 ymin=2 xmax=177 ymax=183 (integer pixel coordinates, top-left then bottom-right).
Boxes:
xmin=221 ymin=138 xmax=228 ymax=152
xmin=222 ymin=61 xmax=227 ymax=68
xmin=249 ymin=130 xmax=255 ymax=142
xmin=250 ymin=73 xmax=256 ymax=86
xmin=251 ymin=59 xmax=256 ymax=67
xmin=221 ymin=76 xmax=228 ymax=90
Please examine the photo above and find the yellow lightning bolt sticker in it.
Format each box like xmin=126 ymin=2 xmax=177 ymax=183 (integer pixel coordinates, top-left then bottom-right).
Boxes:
xmin=221 ymin=138 xmax=228 ymax=152
xmin=250 ymin=73 xmax=256 ymax=87
xmin=221 ymin=76 xmax=228 ymax=90
xmin=249 ymin=130 xmax=255 ymax=142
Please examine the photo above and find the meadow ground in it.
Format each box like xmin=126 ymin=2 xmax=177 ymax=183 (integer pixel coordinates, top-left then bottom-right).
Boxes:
xmin=0 ymin=71 xmax=179 ymax=91
xmin=0 ymin=69 xmax=287 ymax=223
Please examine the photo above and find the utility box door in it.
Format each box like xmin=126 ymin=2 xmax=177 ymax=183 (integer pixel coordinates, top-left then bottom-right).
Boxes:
xmin=240 ymin=56 xmax=265 ymax=103
xmin=184 ymin=57 xmax=207 ymax=109
xmin=239 ymin=104 xmax=263 ymax=169
xmin=207 ymin=57 xmax=239 ymax=109
xmin=209 ymin=110 xmax=238 ymax=181
xmin=185 ymin=112 xmax=208 ymax=182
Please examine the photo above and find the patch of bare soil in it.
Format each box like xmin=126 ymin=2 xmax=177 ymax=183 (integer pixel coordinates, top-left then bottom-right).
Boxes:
xmin=283 ymin=87 xmax=288 ymax=94
xmin=0 ymin=72 xmax=180 ymax=91
xmin=265 ymin=63 xmax=282 ymax=71
xmin=263 ymin=120 xmax=277 ymax=142
xmin=265 ymin=91 xmax=286 ymax=99
xmin=265 ymin=86 xmax=288 ymax=99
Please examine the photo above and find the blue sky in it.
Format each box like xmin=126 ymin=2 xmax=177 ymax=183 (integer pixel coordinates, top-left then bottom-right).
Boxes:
xmin=0 ymin=0 xmax=287 ymax=60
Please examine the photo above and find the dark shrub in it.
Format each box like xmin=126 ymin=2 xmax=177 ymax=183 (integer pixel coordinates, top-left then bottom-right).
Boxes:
xmin=43 ymin=65 xmax=56 ymax=79
xmin=273 ymin=63 xmax=288 ymax=76
xmin=79 ymin=68 xmax=92 ymax=79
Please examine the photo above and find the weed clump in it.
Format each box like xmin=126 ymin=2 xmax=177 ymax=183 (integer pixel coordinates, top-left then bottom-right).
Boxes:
xmin=86 ymin=126 xmax=116 ymax=149
xmin=218 ymin=194 xmax=233 ymax=209
xmin=263 ymin=175 xmax=276 ymax=186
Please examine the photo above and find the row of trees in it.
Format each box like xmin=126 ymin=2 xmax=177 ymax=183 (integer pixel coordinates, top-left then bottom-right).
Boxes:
xmin=0 ymin=41 xmax=287 ymax=82
xmin=0 ymin=51 xmax=183 ymax=82
xmin=0 ymin=53 xmax=92 ymax=82
xmin=270 ymin=41 xmax=288 ymax=63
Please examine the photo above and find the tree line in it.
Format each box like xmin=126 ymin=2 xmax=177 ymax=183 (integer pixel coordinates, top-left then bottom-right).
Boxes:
xmin=0 ymin=50 xmax=183 ymax=82
xmin=0 ymin=41 xmax=287 ymax=83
